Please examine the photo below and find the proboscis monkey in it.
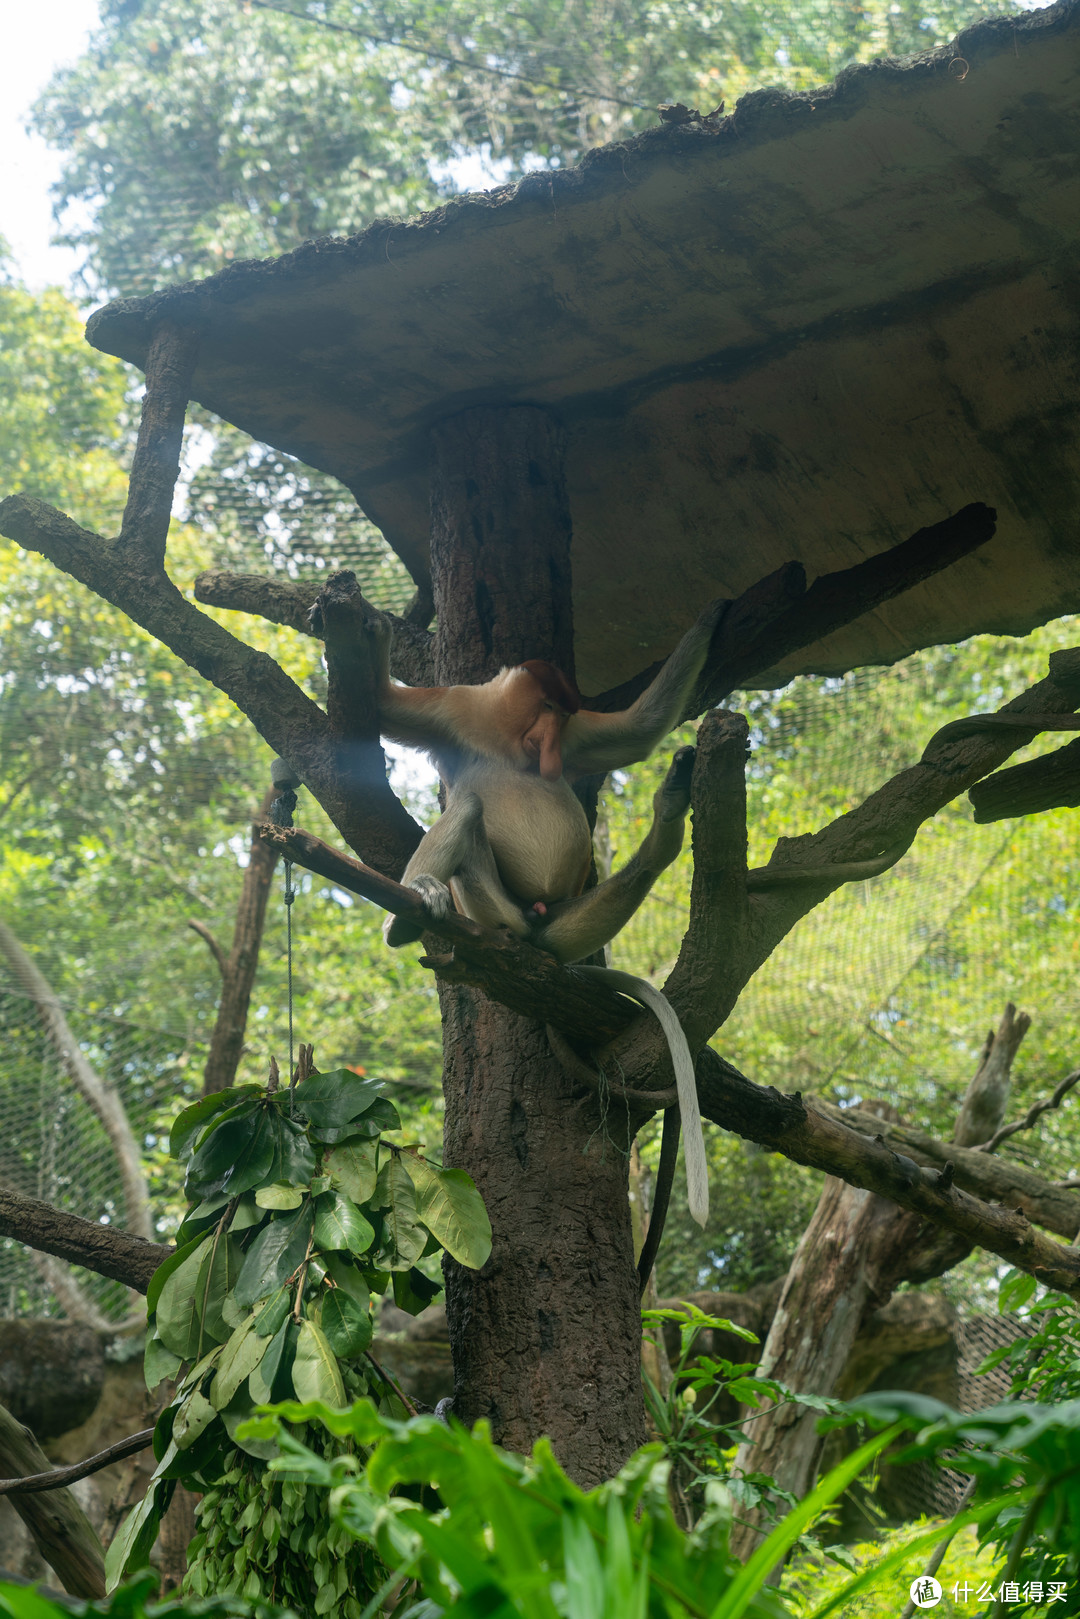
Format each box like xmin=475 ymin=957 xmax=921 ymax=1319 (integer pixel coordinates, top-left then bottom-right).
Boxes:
xmin=373 ymin=599 xmax=727 ymax=1230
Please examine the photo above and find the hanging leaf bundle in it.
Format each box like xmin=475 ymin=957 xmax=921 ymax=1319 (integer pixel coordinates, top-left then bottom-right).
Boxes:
xmin=108 ymin=1066 xmax=491 ymax=1614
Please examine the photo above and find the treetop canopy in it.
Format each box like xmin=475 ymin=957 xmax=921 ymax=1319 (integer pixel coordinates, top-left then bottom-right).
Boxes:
xmin=86 ymin=0 xmax=1080 ymax=692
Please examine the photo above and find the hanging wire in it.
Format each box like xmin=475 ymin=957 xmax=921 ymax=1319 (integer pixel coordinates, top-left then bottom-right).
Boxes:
xmin=244 ymin=0 xmax=652 ymax=108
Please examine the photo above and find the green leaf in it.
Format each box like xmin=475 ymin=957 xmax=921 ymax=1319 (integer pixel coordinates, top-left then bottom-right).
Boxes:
xmin=317 ymin=1288 xmax=373 ymax=1358
xmin=324 ymin=1253 xmax=372 ymax=1308
xmin=403 ymin=1155 xmax=492 ymax=1270
xmin=172 ymin=1389 xmax=217 ymax=1450
xmin=187 ymin=1104 xmax=275 ymax=1202
xmin=146 ymin=1233 xmax=209 ymax=1317
xmin=323 ymin=1138 xmax=378 ymax=1205
xmin=144 ymin=1332 xmax=182 ymax=1391
xmin=256 ymin=1183 xmax=306 ymax=1210
xmin=254 ymin=1285 xmax=293 ymax=1338
xmin=221 ymin=1389 xmax=281 ymax=1461
xmin=292 ymin=1318 xmax=346 ymax=1407
xmin=104 ymin=1478 xmax=172 ymax=1590
xmin=373 ymin=1155 xmax=427 ymax=1271
xmin=999 ymin=1268 xmax=1037 ymax=1313
xmin=267 ymin=1108 xmax=318 ymax=1186
xmin=230 ymin=1195 xmax=264 ymax=1232
xmin=200 ymin=1235 xmax=244 ymax=1343
xmin=292 ymin=1069 xmax=385 ymax=1127
xmin=314 ymin=1189 xmax=376 ymax=1255
xmin=392 ymin=1266 xmax=443 ymax=1316
xmin=156 ymin=1239 xmax=213 ymax=1360
xmin=175 ymin=1194 xmax=230 ymax=1246
xmin=311 ymin=1097 xmax=401 ymax=1145
xmin=211 ymin=1316 xmax=269 ymax=1409
xmin=170 ymin=1087 xmax=261 ymax=1161
xmin=234 ymin=1204 xmax=314 ymax=1309
xmin=249 ymin=1318 xmax=294 ymax=1406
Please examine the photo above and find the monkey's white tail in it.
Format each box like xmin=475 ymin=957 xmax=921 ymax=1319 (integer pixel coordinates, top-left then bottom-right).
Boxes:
xmin=576 ymin=966 xmax=709 ymax=1229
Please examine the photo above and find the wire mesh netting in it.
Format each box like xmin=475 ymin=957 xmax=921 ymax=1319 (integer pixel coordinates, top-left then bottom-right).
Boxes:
xmin=0 ymin=981 xmax=196 ymax=1323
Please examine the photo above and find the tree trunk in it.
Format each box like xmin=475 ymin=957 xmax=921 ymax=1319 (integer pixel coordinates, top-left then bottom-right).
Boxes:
xmin=730 ymin=1172 xmax=898 ymax=1562
xmin=0 ymin=1402 xmax=105 ymax=1598
xmin=432 ymin=406 xmax=647 ymax=1484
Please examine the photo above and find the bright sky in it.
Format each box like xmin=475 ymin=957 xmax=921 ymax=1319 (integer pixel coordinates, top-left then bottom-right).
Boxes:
xmin=1 ymin=0 xmax=100 ymax=294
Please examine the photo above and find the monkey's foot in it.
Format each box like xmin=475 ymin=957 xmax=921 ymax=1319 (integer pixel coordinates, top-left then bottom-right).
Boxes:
xmin=658 ymin=745 xmax=696 ymax=822
xmin=384 ymin=875 xmax=453 ymax=947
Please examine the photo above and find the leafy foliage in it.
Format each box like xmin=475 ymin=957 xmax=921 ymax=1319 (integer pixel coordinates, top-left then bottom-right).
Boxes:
xmin=111 ymin=1066 xmax=489 ymax=1610
xmin=0 ymin=1573 xmax=290 ymax=1619
xmin=839 ymin=1390 xmax=1080 ymax=1602
xmin=243 ymin=1396 xmax=907 ymax=1618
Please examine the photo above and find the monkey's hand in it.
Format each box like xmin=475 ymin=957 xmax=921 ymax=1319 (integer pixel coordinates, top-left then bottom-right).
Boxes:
xmin=383 ymin=875 xmax=453 ymax=947
xmin=658 ymin=745 xmax=696 ymax=821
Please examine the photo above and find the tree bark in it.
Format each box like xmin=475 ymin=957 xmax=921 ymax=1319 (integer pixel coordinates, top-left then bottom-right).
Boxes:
xmin=193 ymin=788 xmax=281 ymax=1093
xmin=0 ymin=1402 xmax=105 ymax=1598
xmin=431 ymin=406 xmax=646 ymax=1485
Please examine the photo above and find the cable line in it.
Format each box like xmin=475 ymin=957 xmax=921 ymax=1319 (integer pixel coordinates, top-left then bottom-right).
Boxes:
xmin=245 ymin=0 xmax=652 ymax=110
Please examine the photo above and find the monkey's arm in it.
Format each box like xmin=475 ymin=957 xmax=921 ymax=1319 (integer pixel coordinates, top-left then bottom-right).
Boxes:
xmin=562 ymin=598 xmax=725 ymax=775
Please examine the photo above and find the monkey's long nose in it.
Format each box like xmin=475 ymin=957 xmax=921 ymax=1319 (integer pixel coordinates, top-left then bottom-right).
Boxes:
xmin=532 ymin=712 xmax=564 ymax=781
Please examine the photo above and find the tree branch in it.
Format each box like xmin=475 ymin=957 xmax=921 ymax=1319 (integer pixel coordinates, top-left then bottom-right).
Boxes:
xmin=119 ymin=319 xmax=199 ymax=568
xmin=187 ymin=918 xmax=227 ymax=979
xmin=587 ymin=504 xmax=997 ymax=715
xmin=0 ymin=1430 xmax=155 ymax=1496
xmin=955 ymin=1001 xmax=1031 ymax=1149
xmin=975 ymin=1066 xmax=1080 ymax=1156
xmin=0 ymin=1186 xmax=170 ymax=1293
xmin=970 ymin=735 xmax=1080 ymax=822
xmin=810 ymin=1098 xmax=1080 ymax=1241
xmin=650 ymin=709 xmax=750 ymax=1051
xmin=0 ymin=1404 xmax=105 ymax=1598
xmin=693 ymin=1049 xmax=1080 ymax=1295
xmin=193 ymin=569 xmax=435 ymax=686
xmin=0 ymin=494 xmax=422 ymax=876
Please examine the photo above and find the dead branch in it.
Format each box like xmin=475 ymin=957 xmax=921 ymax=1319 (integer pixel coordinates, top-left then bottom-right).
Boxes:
xmin=199 ymin=786 xmax=282 ymax=1093
xmin=811 ymin=1098 xmax=1080 ymax=1241
xmin=694 ymin=1049 xmax=1080 ymax=1295
xmin=0 ymin=1185 xmax=170 ymax=1293
xmin=975 ymin=1067 xmax=1080 ymax=1155
xmin=0 ymin=1430 xmax=155 ymax=1496
xmin=956 ymin=1002 xmax=1031 ymax=1149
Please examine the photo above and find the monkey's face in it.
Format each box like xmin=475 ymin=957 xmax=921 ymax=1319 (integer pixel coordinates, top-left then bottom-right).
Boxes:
xmin=522 ymin=691 xmax=571 ymax=781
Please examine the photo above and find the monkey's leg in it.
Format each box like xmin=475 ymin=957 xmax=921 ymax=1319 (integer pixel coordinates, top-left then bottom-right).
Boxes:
xmin=536 ymin=745 xmax=696 ymax=964
xmin=385 ymin=791 xmax=529 ymax=946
